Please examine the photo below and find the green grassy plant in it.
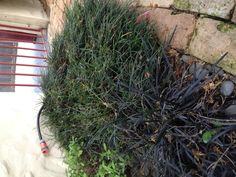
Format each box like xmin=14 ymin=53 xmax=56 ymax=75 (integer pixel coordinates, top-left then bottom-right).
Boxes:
xmin=43 ymin=0 xmax=157 ymax=175
xmin=42 ymin=0 xmax=157 ymax=148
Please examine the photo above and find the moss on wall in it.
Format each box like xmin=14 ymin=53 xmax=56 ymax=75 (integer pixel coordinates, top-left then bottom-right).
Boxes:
xmin=174 ymin=0 xmax=191 ymax=10
xmin=217 ymin=22 xmax=236 ymax=33
xmin=220 ymin=59 xmax=236 ymax=75
xmin=208 ymin=53 xmax=236 ymax=75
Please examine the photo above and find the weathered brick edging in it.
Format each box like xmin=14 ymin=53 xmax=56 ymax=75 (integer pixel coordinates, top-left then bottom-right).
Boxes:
xmin=189 ymin=18 xmax=236 ymax=75
xmin=173 ymin=0 xmax=235 ymax=20
xmin=137 ymin=0 xmax=236 ymax=23
xmin=136 ymin=0 xmax=236 ymax=75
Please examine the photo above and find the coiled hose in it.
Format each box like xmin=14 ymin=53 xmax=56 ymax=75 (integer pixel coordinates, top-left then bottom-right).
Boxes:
xmin=37 ymin=105 xmax=49 ymax=155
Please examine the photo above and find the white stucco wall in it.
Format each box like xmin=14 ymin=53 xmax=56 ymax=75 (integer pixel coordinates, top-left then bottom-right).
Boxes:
xmin=0 ymin=0 xmax=48 ymax=29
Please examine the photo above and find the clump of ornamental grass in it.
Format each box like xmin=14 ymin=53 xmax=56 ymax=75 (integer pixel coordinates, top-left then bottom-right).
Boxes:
xmin=42 ymin=0 xmax=158 ymax=145
xmin=42 ymin=0 xmax=236 ymax=176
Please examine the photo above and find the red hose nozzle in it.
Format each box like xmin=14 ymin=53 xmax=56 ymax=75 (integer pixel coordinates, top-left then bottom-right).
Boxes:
xmin=40 ymin=140 xmax=49 ymax=155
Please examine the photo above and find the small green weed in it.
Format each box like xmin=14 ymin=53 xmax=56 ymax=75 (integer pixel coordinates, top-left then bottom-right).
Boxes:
xmin=95 ymin=144 xmax=127 ymax=177
xmin=202 ymin=129 xmax=218 ymax=144
xmin=65 ymin=140 xmax=87 ymax=177
xmin=65 ymin=140 xmax=127 ymax=177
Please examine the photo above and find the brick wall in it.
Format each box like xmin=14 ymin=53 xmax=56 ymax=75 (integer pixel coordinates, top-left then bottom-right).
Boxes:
xmin=40 ymin=0 xmax=73 ymax=43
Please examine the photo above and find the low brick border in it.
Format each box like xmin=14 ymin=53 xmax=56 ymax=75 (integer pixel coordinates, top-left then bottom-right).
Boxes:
xmin=135 ymin=0 xmax=236 ymax=75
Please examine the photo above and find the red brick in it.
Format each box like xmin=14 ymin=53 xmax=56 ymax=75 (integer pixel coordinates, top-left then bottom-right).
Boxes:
xmin=146 ymin=8 xmax=196 ymax=49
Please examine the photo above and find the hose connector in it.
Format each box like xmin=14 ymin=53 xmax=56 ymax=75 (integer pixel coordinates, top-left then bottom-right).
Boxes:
xmin=40 ymin=140 xmax=49 ymax=155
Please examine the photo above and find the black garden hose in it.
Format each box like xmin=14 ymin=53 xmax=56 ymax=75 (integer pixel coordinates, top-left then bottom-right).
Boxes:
xmin=37 ymin=105 xmax=44 ymax=140
xmin=37 ymin=105 xmax=49 ymax=154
